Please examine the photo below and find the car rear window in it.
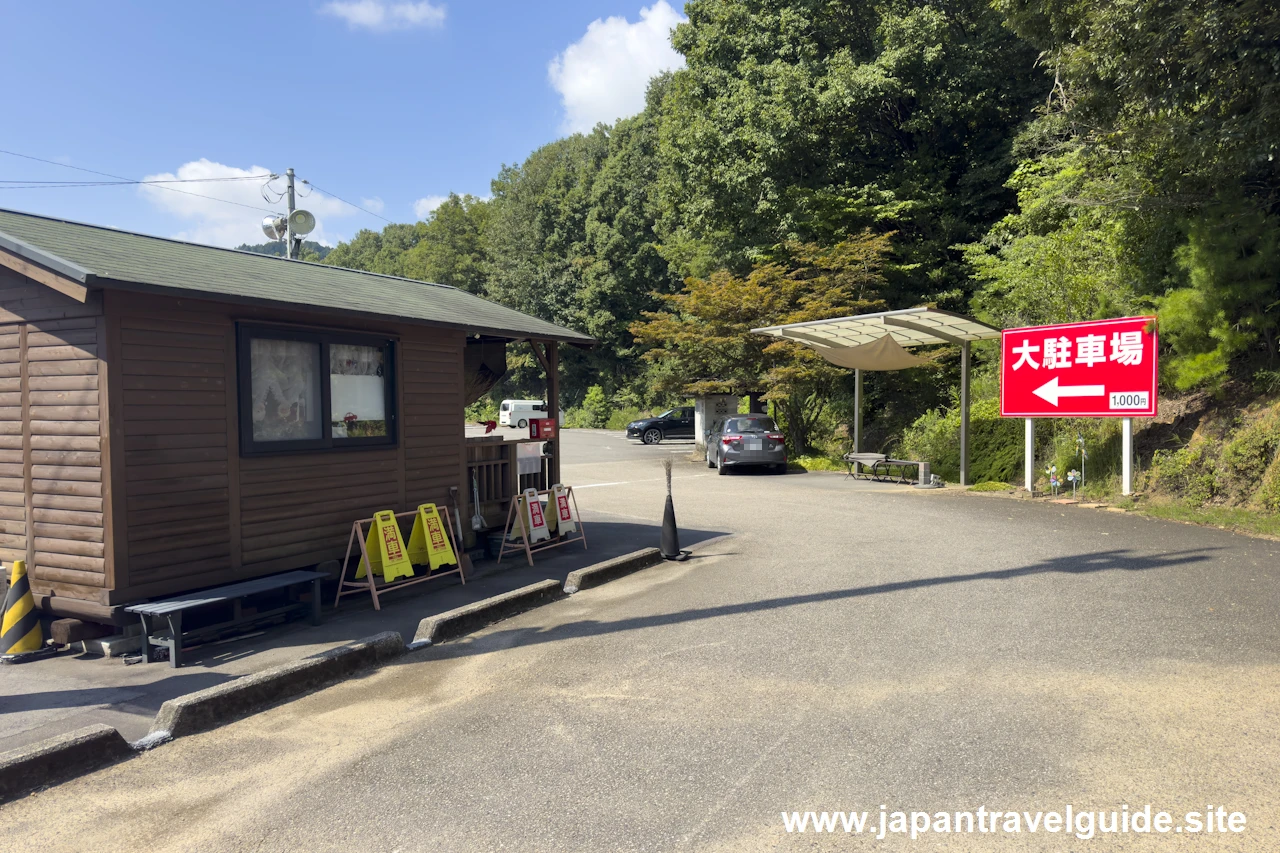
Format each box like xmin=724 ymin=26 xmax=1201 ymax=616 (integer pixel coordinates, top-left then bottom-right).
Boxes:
xmin=726 ymin=417 xmax=776 ymax=433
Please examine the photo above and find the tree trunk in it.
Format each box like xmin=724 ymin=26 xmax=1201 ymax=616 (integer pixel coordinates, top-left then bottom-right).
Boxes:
xmin=783 ymin=399 xmax=810 ymax=456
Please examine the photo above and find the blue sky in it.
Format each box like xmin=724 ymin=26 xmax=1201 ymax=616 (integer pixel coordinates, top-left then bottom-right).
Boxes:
xmin=0 ymin=0 xmax=684 ymax=247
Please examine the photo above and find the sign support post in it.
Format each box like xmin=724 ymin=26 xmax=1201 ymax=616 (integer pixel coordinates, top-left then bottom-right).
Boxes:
xmin=1122 ymin=417 xmax=1133 ymax=495
xmin=960 ymin=341 xmax=970 ymax=487
xmin=1024 ymin=418 xmax=1034 ymax=493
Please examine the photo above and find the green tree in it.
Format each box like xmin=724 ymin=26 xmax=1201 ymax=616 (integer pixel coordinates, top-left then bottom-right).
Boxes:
xmin=237 ymin=240 xmax=332 ymax=261
xmin=631 ymin=232 xmax=892 ymax=453
xmin=656 ymin=0 xmax=1042 ymax=312
xmin=962 ymin=121 xmax=1137 ymax=329
xmin=1160 ymin=202 xmax=1280 ymax=389
xmin=986 ymin=0 xmax=1280 ymax=388
xmin=322 ymin=223 xmax=426 ymax=277
xmin=401 ymin=193 xmax=491 ymax=293
xmin=483 ymin=85 xmax=682 ymax=406
xmin=580 ymin=385 xmax=611 ymax=428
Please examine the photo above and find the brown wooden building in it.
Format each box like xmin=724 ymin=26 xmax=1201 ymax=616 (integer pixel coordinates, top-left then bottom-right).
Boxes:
xmin=0 ymin=209 xmax=590 ymax=625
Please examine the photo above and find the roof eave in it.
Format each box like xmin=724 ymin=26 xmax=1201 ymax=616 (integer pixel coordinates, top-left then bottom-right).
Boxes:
xmin=0 ymin=229 xmax=97 ymax=284
xmin=93 ymin=276 xmax=595 ymax=344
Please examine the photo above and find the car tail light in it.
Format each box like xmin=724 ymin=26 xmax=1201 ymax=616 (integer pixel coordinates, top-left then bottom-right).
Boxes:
xmin=721 ymin=435 xmax=741 ymax=446
xmin=766 ymin=433 xmax=784 ymax=442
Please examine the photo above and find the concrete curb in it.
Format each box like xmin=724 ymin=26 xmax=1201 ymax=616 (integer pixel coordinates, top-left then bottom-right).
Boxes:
xmin=0 ymin=724 xmax=133 ymax=804
xmin=149 ymin=631 xmax=404 ymax=739
xmin=564 ymin=547 xmax=664 ymax=594
xmin=413 ymin=579 xmax=564 ymax=645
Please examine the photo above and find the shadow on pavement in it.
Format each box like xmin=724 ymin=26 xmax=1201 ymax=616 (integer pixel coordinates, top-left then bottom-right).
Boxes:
xmin=0 ymin=515 xmax=729 ymax=749
xmin=0 ymin=674 xmax=228 ymax=716
xmin=425 ymin=547 xmax=1219 ymax=660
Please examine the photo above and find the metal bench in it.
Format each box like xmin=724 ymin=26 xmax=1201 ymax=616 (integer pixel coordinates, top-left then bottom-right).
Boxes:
xmin=125 ymin=569 xmax=326 ymax=667
xmin=842 ymin=452 xmax=887 ymax=479
xmin=871 ymin=458 xmax=921 ymax=484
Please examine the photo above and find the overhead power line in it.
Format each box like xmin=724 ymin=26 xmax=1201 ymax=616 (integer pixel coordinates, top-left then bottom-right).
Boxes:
xmin=0 ymin=149 xmax=280 ymax=214
xmin=301 ymin=179 xmax=392 ymax=223
xmin=0 ymin=176 xmax=272 ymax=185
xmin=1 ymin=149 xmax=396 ymax=228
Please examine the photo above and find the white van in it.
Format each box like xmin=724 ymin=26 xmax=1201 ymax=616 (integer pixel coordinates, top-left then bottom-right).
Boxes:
xmin=499 ymin=399 xmax=547 ymax=428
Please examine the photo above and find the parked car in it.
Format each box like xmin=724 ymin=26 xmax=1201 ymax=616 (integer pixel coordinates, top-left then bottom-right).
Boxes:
xmin=626 ymin=407 xmax=694 ymax=444
xmin=706 ymin=414 xmax=787 ymax=474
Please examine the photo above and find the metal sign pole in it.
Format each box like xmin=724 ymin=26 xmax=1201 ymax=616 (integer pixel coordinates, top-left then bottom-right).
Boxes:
xmin=959 ymin=341 xmax=970 ymax=487
xmin=1024 ymin=418 xmax=1034 ymax=493
xmin=1122 ymin=416 xmax=1133 ymax=495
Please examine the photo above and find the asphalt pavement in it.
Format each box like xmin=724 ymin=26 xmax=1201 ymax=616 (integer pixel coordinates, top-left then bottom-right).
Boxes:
xmin=2 ymin=429 xmax=1277 ymax=851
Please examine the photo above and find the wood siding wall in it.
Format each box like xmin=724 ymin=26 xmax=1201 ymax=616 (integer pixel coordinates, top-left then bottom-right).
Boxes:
xmin=0 ymin=267 xmax=107 ymax=604
xmin=109 ymin=291 xmax=465 ymax=604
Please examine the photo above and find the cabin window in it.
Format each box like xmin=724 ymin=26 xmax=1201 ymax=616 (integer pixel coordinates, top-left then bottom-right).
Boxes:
xmin=238 ymin=325 xmax=396 ymax=454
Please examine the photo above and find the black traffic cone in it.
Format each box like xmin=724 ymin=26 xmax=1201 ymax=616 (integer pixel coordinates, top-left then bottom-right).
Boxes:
xmin=660 ymin=459 xmax=689 ymax=561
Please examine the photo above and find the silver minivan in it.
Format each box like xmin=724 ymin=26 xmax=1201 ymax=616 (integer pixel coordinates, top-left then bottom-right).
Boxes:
xmin=706 ymin=414 xmax=787 ymax=474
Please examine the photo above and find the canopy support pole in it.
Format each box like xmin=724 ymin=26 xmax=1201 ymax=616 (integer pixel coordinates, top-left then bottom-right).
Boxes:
xmin=853 ymin=369 xmax=863 ymax=453
xmin=960 ymin=341 xmax=970 ymax=487
xmin=1024 ymin=418 xmax=1034 ymax=493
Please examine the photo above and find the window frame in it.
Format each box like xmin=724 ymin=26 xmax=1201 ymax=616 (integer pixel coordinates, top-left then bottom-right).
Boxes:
xmin=236 ymin=323 xmax=398 ymax=456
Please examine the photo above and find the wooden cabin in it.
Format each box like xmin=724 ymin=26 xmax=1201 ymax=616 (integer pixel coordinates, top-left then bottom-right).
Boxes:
xmin=0 ymin=209 xmax=590 ymax=625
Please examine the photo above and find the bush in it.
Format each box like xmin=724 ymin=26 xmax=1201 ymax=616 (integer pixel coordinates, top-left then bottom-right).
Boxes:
xmin=562 ymin=407 xmax=593 ymax=428
xmin=1148 ymin=445 xmax=1217 ymax=504
xmin=900 ymin=397 xmax=1023 ymax=483
xmin=581 ymin=385 xmax=611 ymax=428
xmin=968 ymin=481 xmax=1013 ymax=492
xmin=789 ymin=454 xmax=845 ymax=472
xmin=1218 ymin=414 xmax=1280 ymax=503
xmin=465 ymin=397 xmax=499 ymax=422
xmin=1252 ymin=454 xmax=1280 ymax=511
xmin=606 ymin=407 xmax=650 ymax=431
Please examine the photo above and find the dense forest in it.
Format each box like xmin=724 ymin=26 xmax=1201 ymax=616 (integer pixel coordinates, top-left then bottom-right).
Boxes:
xmin=237 ymin=240 xmax=332 ymax=260
xmin=322 ymin=0 xmax=1280 ymax=508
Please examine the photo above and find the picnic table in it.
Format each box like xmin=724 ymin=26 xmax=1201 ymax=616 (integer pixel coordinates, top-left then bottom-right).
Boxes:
xmin=842 ymin=452 xmax=921 ymax=484
xmin=870 ymin=458 xmax=921 ymax=484
xmin=842 ymin=452 xmax=886 ymax=479
xmin=125 ymin=569 xmax=326 ymax=667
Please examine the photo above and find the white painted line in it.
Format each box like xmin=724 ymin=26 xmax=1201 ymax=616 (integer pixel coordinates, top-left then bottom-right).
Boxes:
xmin=575 ymin=475 xmax=711 ymax=489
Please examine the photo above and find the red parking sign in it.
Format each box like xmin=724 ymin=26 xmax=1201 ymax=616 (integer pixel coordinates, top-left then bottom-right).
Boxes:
xmin=1001 ymin=317 xmax=1158 ymax=417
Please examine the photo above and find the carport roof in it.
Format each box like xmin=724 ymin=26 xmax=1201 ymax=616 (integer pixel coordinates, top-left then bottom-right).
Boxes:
xmin=752 ymin=307 xmax=1001 ymax=349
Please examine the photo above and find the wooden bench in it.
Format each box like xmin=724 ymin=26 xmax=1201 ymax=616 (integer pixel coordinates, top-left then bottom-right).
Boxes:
xmin=125 ymin=570 xmax=326 ymax=668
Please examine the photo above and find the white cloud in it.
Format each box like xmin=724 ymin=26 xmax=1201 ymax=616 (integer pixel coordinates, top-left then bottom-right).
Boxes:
xmin=360 ymin=196 xmax=386 ymax=214
xmin=320 ymin=0 xmax=445 ymax=32
xmin=139 ymin=159 xmax=354 ymax=248
xmin=548 ymin=1 xmax=685 ymax=134
xmin=413 ymin=195 xmax=448 ymax=219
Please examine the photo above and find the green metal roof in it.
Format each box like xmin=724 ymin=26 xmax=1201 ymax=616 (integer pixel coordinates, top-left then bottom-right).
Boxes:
xmin=0 ymin=208 xmax=593 ymax=344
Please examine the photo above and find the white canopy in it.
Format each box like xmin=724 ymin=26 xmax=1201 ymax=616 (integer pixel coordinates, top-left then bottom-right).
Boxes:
xmin=752 ymin=307 xmax=1001 ymax=350
xmin=751 ymin=307 xmax=1002 ymax=487
xmin=811 ymin=334 xmax=929 ymax=371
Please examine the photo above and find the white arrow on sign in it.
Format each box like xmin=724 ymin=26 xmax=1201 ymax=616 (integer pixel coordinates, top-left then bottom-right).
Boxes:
xmin=1032 ymin=376 xmax=1106 ymax=407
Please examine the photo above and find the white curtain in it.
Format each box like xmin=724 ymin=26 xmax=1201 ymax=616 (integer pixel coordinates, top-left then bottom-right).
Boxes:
xmin=251 ymin=338 xmax=321 ymax=441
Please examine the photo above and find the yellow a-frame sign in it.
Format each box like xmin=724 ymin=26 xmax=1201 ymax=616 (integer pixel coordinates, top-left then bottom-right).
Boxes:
xmin=356 ymin=510 xmax=415 ymax=582
xmin=407 ymin=503 xmax=458 ymax=570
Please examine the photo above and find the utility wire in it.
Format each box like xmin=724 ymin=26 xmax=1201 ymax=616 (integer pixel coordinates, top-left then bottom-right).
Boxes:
xmin=0 ymin=176 xmax=272 ymax=185
xmin=3 ymin=149 xmax=396 ymax=227
xmin=0 ymin=149 xmax=280 ymax=214
xmin=300 ymin=179 xmax=392 ymax=223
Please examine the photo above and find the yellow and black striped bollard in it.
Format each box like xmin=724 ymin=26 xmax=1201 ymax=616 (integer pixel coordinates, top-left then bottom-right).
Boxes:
xmin=2 ymin=560 xmax=43 ymax=655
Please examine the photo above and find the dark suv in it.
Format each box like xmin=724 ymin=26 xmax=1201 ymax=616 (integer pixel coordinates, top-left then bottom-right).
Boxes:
xmin=625 ymin=407 xmax=694 ymax=444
